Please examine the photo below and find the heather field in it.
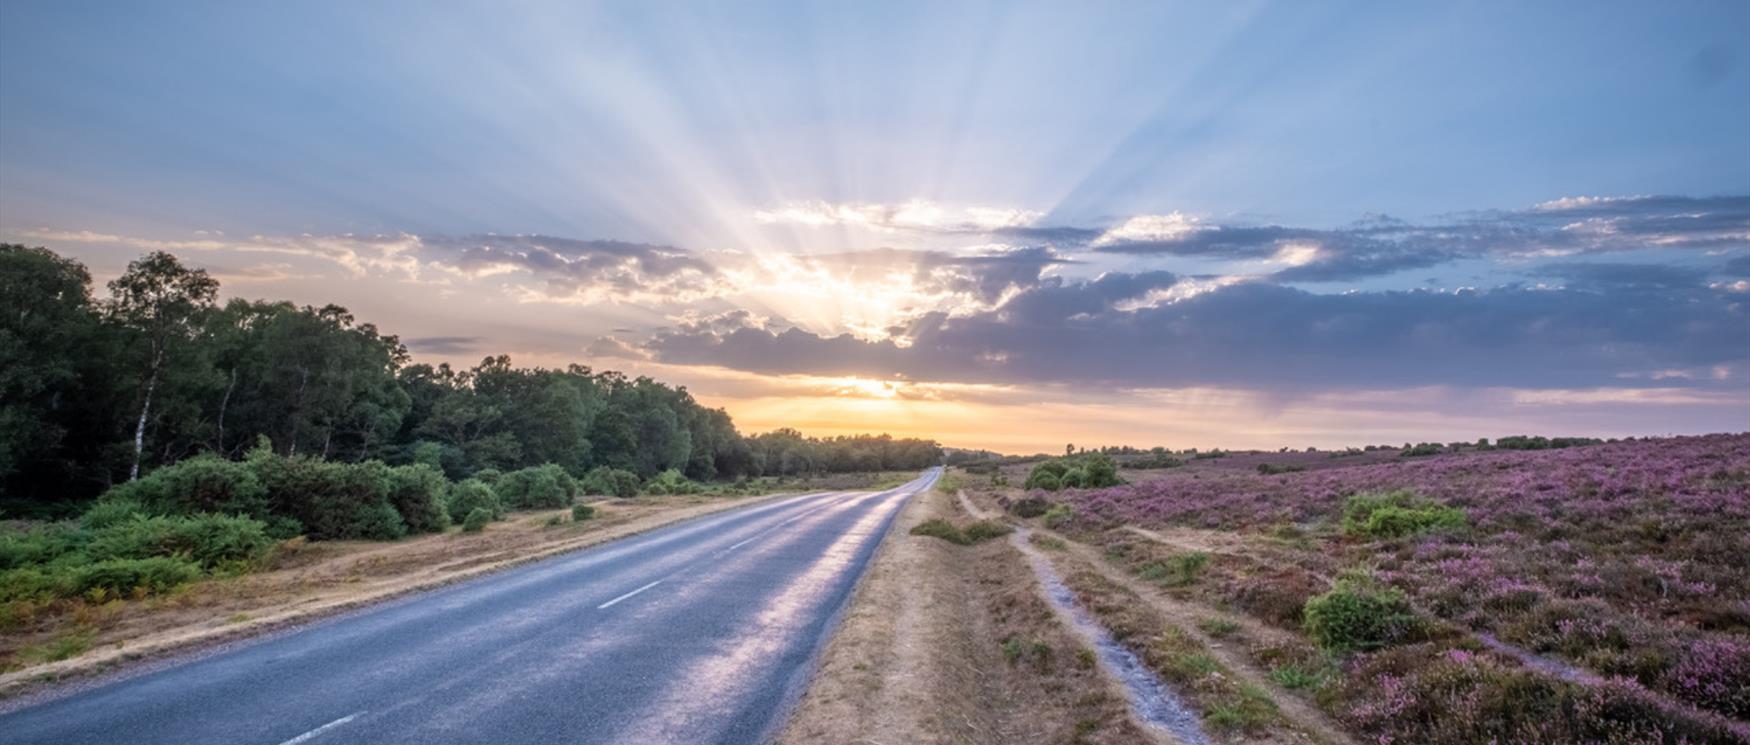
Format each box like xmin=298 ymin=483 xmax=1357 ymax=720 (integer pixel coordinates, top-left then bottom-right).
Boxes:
xmin=979 ymin=434 xmax=1750 ymax=744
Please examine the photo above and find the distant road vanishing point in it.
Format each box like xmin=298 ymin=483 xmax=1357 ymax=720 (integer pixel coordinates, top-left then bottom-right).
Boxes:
xmin=0 ymin=469 xmax=941 ymax=745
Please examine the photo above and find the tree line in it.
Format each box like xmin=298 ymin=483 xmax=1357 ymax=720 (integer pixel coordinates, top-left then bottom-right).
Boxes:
xmin=1 ymin=244 xmax=942 ymax=508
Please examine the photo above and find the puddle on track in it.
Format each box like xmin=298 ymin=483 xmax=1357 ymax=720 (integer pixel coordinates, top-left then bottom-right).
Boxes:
xmin=1012 ymin=529 xmax=1210 ymax=745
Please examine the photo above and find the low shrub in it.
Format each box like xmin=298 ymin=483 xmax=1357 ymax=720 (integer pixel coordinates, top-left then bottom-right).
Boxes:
xmin=1337 ymin=646 xmax=1732 ymax=744
xmin=1256 ymin=463 xmax=1306 ymax=475
xmin=446 ymin=479 xmax=501 ymax=523
xmin=102 ymin=454 xmax=269 ymax=519
xmin=1203 ymin=684 xmax=1278 ymax=733
xmin=495 ymin=464 xmax=578 ymax=509
xmin=571 ymin=504 xmax=595 ymax=522
xmin=911 ymin=518 xmax=968 ymax=544
xmin=384 ymin=464 xmax=450 ymax=533
xmin=1198 ymin=617 xmax=1240 ymax=638
xmin=1024 ymin=454 xmax=1122 ymax=491
xmin=579 ymin=466 xmax=640 ymax=498
xmin=642 ymin=469 xmax=702 ymax=496
xmin=1341 ymin=490 xmax=1465 ymax=539
xmin=80 ymin=499 xmax=146 ymax=530
xmin=1042 ymin=503 xmax=1075 ymax=529
xmin=1136 ymin=552 xmax=1208 ymax=587
xmin=962 ymin=520 xmax=1013 ymax=542
xmin=461 ymin=507 xmax=492 ymax=533
xmin=70 ymin=557 xmax=200 ymax=598
xmin=0 ymin=524 xmax=83 ymax=571
xmin=911 ymin=518 xmax=1009 ymax=545
xmin=1269 ymin=663 xmax=1326 ymax=690
xmin=1399 ymin=442 xmax=1445 ymax=457
xmin=86 ymin=514 xmax=274 ymax=569
xmin=249 ymin=449 xmax=405 ymax=540
xmin=1303 ymin=575 xmax=1422 ymax=652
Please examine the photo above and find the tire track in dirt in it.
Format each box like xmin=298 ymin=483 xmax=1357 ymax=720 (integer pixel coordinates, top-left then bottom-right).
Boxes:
xmin=1044 ymin=531 xmax=1358 ymax=745
xmin=962 ymin=490 xmax=1350 ymax=744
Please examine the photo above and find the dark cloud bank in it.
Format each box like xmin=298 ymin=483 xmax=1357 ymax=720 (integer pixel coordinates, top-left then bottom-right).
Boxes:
xmin=408 ymin=197 xmax=1749 ymax=392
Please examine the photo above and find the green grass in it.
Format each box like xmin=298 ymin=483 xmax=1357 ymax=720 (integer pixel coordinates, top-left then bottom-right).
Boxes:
xmin=909 ymin=518 xmax=1011 ymax=545
xmin=1269 ymin=663 xmax=1327 ymax=690
xmin=18 ymin=629 xmax=94 ymax=665
xmin=1197 ymin=617 xmax=1240 ymax=638
xmin=1203 ymin=683 xmax=1279 ymax=732
xmin=1136 ymin=551 xmax=1209 ymax=587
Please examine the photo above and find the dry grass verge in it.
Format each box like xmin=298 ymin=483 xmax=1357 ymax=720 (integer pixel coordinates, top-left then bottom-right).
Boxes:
xmin=780 ymin=485 xmax=1158 ymax=745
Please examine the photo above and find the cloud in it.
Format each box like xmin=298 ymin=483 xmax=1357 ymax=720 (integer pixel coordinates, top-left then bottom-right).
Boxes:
xmin=1058 ymin=196 xmax=1750 ymax=281
xmin=1719 ymin=254 xmax=1750 ymax=278
xmin=762 ymin=245 xmax=1072 ymax=305
xmin=15 ymin=227 xmax=724 ymax=304
xmin=17 ymin=227 xmax=424 ymax=278
xmin=416 ymin=234 xmax=724 ymax=304
xmin=643 ymin=270 xmax=1749 ymax=391
xmin=750 ymin=199 xmax=1041 ymax=233
xmin=1534 ymin=262 xmax=1710 ymax=292
xmin=404 ymin=336 xmax=482 ymax=354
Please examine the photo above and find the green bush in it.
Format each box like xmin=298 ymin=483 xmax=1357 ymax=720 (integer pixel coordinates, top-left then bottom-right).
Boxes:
xmin=910 ymin=518 xmax=1009 ymax=545
xmin=962 ymin=520 xmax=1012 ymax=542
xmin=446 ymin=479 xmax=501 ymax=523
xmin=1042 ymin=503 xmax=1075 ymax=529
xmin=472 ymin=468 xmax=502 ymax=484
xmin=81 ymin=499 xmax=146 ymax=529
xmin=0 ymin=524 xmax=84 ymax=571
xmin=249 ymin=449 xmax=406 ymax=540
xmin=495 ymin=464 xmax=577 ymax=509
xmin=461 ymin=507 xmax=492 ymax=532
xmin=86 ymin=514 xmax=274 ymax=569
xmin=1024 ymin=454 xmax=1121 ymax=491
xmin=1342 ymin=491 xmax=1466 ymax=539
xmin=1269 ymin=663 xmax=1327 ymax=690
xmin=642 ymin=469 xmax=702 ymax=496
xmin=1256 ymin=463 xmax=1306 ymax=475
xmin=262 ymin=515 xmax=304 ymax=540
xmin=910 ymin=518 xmax=965 ymax=544
xmin=102 ymin=454 xmax=269 ymax=519
xmin=0 ymin=566 xmax=61 ymax=603
xmin=1399 ymin=442 xmax=1444 ymax=457
xmin=579 ymin=466 xmax=640 ymax=498
xmin=571 ymin=504 xmax=595 ymax=522
xmin=70 ymin=557 xmax=200 ymax=598
xmin=384 ymin=464 xmax=450 ymax=533
xmin=1303 ymin=576 xmax=1421 ymax=652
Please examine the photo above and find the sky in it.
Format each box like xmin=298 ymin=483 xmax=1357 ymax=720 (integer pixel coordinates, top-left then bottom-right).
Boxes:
xmin=2 ymin=0 xmax=1748 ymax=453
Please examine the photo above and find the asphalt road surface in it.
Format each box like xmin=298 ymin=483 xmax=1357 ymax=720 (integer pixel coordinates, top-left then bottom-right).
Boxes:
xmin=0 ymin=468 xmax=940 ymax=745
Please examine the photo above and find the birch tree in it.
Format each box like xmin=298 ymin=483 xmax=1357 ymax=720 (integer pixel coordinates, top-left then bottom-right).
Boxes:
xmin=105 ymin=251 xmax=218 ymax=481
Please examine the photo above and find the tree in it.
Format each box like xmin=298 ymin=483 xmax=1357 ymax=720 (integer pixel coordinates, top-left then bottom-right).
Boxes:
xmin=104 ymin=252 xmax=218 ymax=481
xmin=0 ymin=245 xmax=103 ymax=498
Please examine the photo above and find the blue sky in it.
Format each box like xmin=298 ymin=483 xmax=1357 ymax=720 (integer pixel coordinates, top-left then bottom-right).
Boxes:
xmin=3 ymin=1 xmax=1747 ymax=451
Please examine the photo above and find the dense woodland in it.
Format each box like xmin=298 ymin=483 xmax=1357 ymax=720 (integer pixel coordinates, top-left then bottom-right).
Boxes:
xmin=0 ymin=244 xmax=942 ymax=509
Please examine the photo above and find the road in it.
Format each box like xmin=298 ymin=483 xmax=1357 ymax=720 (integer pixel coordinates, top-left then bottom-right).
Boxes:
xmin=0 ymin=468 xmax=940 ymax=745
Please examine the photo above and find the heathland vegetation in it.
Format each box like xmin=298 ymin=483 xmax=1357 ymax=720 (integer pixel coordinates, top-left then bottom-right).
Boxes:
xmin=973 ymin=434 xmax=1749 ymax=743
